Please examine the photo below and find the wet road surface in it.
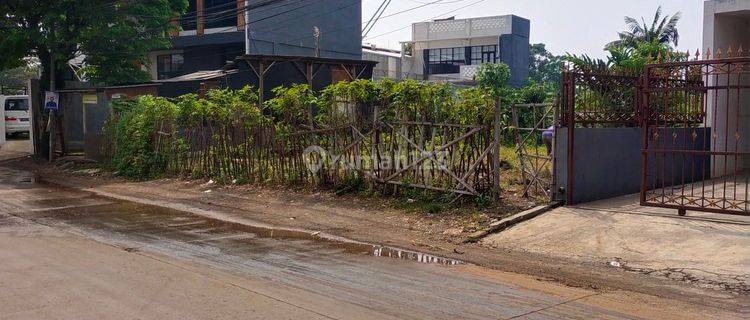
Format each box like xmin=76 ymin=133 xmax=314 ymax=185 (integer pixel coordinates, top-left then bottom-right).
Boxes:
xmin=0 ymin=167 xmax=695 ymax=319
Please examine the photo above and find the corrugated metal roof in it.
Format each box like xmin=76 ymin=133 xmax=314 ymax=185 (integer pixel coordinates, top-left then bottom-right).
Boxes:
xmin=153 ymin=69 xmax=238 ymax=82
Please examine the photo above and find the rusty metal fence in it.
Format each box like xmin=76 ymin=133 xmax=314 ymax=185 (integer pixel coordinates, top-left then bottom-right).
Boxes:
xmin=560 ymin=70 xmax=642 ymax=204
xmin=640 ymin=57 xmax=750 ymax=216
xmin=561 ymin=71 xmax=641 ymax=128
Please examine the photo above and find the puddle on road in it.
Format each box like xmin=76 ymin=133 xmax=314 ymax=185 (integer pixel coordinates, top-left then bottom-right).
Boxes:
xmin=2 ymin=167 xmax=463 ymax=266
xmin=27 ymin=199 xmax=464 ymax=266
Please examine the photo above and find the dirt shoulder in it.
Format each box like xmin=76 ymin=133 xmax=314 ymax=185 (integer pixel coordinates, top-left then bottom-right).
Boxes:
xmin=8 ymin=158 xmax=748 ymax=313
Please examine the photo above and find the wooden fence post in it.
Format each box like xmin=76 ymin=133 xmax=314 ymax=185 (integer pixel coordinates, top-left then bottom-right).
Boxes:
xmin=493 ymin=96 xmax=502 ymax=199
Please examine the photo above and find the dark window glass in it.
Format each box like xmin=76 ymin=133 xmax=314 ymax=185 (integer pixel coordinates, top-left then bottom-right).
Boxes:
xmin=205 ymin=0 xmax=237 ymax=29
xmin=426 ymin=47 xmax=465 ymax=75
xmin=180 ymin=0 xmax=237 ymax=30
xmin=157 ymin=54 xmax=185 ymax=80
xmin=470 ymin=45 xmax=499 ymax=65
xmin=181 ymin=0 xmax=197 ymax=30
xmin=4 ymin=99 xmax=29 ymax=111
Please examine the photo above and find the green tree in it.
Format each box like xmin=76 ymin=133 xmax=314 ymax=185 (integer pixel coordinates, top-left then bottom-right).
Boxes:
xmin=476 ymin=63 xmax=511 ymax=100
xmin=0 ymin=60 xmax=38 ymax=93
xmin=0 ymin=0 xmax=187 ymax=88
xmin=528 ymin=43 xmax=564 ymax=87
xmin=606 ymin=6 xmax=681 ymax=50
xmin=566 ymin=41 xmax=679 ymax=73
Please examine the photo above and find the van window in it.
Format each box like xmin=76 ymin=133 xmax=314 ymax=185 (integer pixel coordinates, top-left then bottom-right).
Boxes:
xmin=5 ymin=99 xmax=29 ymax=111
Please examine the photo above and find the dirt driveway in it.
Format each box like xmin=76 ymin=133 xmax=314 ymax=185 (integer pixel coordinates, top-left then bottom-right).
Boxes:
xmin=483 ymin=193 xmax=750 ymax=293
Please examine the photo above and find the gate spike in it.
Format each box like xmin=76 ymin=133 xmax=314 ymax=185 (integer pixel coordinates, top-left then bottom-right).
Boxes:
xmin=727 ymin=45 xmax=734 ymax=58
xmin=665 ymin=50 xmax=672 ymax=60
xmin=695 ymin=49 xmax=701 ymax=61
xmin=705 ymin=48 xmax=711 ymax=59
xmin=716 ymin=47 xmax=723 ymax=59
xmin=685 ymin=49 xmax=690 ymax=61
xmin=739 ymin=45 xmax=745 ymax=57
xmin=647 ymin=53 xmax=653 ymax=63
xmin=656 ymin=51 xmax=663 ymax=61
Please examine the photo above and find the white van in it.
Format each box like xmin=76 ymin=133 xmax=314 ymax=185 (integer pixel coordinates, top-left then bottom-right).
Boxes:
xmin=1 ymin=95 xmax=31 ymax=138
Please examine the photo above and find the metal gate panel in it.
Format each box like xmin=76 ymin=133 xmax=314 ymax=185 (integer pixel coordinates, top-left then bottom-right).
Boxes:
xmin=641 ymin=57 xmax=750 ymax=216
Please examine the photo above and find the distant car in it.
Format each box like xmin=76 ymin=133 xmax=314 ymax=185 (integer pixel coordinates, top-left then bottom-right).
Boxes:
xmin=2 ymin=95 xmax=31 ymax=137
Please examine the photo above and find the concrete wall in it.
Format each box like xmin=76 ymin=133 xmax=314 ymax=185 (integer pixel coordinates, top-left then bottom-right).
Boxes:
xmin=363 ymin=49 xmax=403 ymax=79
xmin=555 ymin=127 xmax=711 ymax=204
xmin=703 ymin=0 xmax=750 ymax=174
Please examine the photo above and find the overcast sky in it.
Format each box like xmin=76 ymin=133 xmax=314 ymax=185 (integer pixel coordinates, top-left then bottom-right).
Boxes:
xmin=362 ymin=0 xmax=705 ymax=58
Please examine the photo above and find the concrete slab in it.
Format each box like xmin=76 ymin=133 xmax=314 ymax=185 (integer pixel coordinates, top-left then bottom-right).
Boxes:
xmin=482 ymin=193 xmax=750 ymax=293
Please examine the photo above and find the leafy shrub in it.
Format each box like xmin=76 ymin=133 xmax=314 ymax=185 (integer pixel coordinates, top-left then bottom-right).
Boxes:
xmin=111 ymin=95 xmax=177 ymax=179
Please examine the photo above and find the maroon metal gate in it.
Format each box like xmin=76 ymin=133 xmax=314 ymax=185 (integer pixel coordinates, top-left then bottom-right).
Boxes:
xmin=641 ymin=57 xmax=750 ymax=216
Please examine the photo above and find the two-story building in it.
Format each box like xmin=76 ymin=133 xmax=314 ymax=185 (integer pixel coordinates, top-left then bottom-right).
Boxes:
xmin=402 ymin=15 xmax=530 ymax=86
xmin=148 ymin=0 xmax=364 ymax=80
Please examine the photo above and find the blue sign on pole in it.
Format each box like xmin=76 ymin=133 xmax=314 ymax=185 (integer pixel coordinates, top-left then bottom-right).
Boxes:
xmin=44 ymin=91 xmax=59 ymax=110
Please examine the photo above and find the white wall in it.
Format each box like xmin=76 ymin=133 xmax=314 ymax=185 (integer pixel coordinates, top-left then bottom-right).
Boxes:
xmin=703 ymin=0 xmax=750 ymax=175
xmin=0 ymin=102 xmax=5 ymax=147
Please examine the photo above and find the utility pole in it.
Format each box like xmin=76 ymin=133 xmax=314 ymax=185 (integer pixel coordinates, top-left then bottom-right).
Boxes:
xmin=245 ymin=0 xmax=251 ymax=55
xmin=313 ymin=26 xmax=321 ymax=58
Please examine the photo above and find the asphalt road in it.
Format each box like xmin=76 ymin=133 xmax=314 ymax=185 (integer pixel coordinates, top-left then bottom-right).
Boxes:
xmin=0 ymin=166 xmax=740 ymax=319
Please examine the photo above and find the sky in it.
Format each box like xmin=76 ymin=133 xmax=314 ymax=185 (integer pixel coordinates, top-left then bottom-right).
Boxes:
xmin=361 ymin=0 xmax=705 ymax=58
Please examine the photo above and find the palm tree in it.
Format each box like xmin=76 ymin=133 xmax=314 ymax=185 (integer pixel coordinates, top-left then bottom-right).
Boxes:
xmin=606 ymin=6 xmax=681 ymax=49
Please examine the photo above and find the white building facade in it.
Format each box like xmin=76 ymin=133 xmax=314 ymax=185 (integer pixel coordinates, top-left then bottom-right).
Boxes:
xmin=703 ymin=0 xmax=750 ymax=174
xmin=402 ymin=15 xmax=530 ymax=86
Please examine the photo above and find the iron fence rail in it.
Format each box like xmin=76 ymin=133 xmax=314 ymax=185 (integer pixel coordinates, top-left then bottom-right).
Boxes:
xmin=640 ymin=57 xmax=750 ymax=216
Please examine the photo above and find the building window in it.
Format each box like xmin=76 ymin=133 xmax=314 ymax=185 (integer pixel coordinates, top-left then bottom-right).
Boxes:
xmin=427 ymin=47 xmax=465 ymax=75
xmin=470 ymin=45 xmax=499 ymax=65
xmin=157 ymin=53 xmax=184 ymax=80
xmin=181 ymin=0 xmax=237 ymax=30
xmin=181 ymin=0 xmax=197 ymax=30
xmin=205 ymin=0 xmax=237 ymax=29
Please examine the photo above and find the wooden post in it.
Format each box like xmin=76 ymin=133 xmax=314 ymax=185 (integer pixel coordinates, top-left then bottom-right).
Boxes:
xmin=237 ymin=0 xmax=245 ymax=31
xmin=48 ymin=57 xmax=55 ymax=162
xmin=258 ymin=61 xmax=265 ymax=109
xmin=305 ymin=62 xmax=315 ymax=129
xmin=511 ymin=103 xmax=527 ymax=197
xmin=493 ymin=96 xmax=502 ymax=199
xmin=197 ymin=0 xmax=205 ymax=35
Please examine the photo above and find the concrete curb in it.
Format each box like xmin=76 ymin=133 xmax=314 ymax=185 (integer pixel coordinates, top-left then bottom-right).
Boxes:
xmin=463 ymin=201 xmax=562 ymax=243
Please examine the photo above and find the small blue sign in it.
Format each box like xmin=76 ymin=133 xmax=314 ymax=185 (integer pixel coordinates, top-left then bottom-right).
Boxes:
xmin=45 ymin=100 xmax=58 ymax=110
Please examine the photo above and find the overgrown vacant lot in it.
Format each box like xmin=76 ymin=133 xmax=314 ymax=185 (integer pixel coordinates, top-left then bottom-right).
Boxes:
xmin=99 ymin=78 xmax=553 ymax=219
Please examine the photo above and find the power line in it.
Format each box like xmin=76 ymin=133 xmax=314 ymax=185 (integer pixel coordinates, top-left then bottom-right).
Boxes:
xmin=362 ymin=0 xmax=391 ymax=36
xmin=235 ymin=0 xmax=457 ymax=46
xmin=364 ymin=0 xmax=488 ymax=41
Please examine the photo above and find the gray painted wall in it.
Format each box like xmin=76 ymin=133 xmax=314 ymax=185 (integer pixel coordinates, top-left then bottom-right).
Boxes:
xmin=173 ymin=0 xmax=363 ymax=73
xmin=501 ymin=16 xmax=530 ymax=87
xmin=555 ymin=127 xmax=711 ymax=204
